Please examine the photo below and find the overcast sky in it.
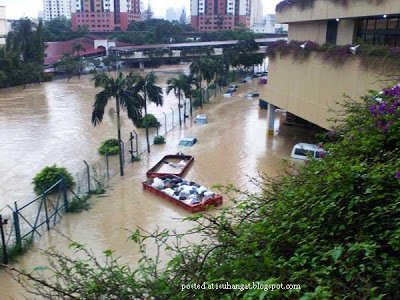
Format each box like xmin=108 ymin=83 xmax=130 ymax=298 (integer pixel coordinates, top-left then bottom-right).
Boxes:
xmin=0 ymin=0 xmax=280 ymax=19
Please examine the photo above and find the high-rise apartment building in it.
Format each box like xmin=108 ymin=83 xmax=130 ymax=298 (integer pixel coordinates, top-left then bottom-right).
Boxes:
xmin=191 ymin=0 xmax=251 ymax=32
xmin=71 ymin=0 xmax=141 ymax=32
xmin=250 ymin=0 xmax=262 ymax=27
xmin=0 ymin=6 xmax=6 ymax=45
xmin=43 ymin=0 xmax=72 ymax=21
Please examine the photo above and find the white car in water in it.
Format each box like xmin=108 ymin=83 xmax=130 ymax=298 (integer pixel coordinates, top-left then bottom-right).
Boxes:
xmin=291 ymin=143 xmax=326 ymax=160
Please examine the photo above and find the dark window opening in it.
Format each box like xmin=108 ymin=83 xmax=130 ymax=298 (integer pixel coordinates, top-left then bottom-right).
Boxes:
xmin=356 ymin=16 xmax=400 ymax=47
xmin=326 ymin=20 xmax=338 ymax=44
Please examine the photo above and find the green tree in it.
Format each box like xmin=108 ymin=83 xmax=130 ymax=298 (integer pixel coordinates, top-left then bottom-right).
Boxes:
xmin=131 ymin=71 xmax=163 ymax=153
xmin=55 ymin=53 xmax=80 ymax=82
xmin=189 ymin=57 xmax=216 ymax=108
xmin=92 ymin=72 xmax=143 ymax=176
xmin=43 ymin=17 xmax=88 ymax=42
xmin=166 ymin=74 xmax=190 ymax=126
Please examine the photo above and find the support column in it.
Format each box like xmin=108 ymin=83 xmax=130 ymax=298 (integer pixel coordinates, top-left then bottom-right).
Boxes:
xmin=139 ymin=61 xmax=145 ymax=71
xmin=267 ymin=102 xmax=276 ymax=136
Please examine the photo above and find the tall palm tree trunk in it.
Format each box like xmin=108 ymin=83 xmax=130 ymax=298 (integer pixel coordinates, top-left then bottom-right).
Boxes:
xmin=178 ymin=91 xmax=182 ymax=126
xmin=144 ymin=95 xmax=151 ymax=153
xmin=116 ymin=96 xmax=124 ymax=176
xmin=183 ymin=99 xmax=187 ymax=124
xmin=189 ymin=95 xmax=193 ymax=117
xmin=199 ymin=81 xmax=203 ymax=109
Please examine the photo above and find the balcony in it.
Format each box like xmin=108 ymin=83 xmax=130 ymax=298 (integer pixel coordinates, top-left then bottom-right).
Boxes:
xmin=276 ymin=0 xmax=399 ymax=24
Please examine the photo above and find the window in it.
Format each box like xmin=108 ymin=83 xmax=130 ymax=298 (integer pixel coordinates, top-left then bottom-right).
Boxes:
xmin=326 ymin=20 xmax=338 ymax=44
xmin=294 ymin=148 xmax=315 ymax=157
xmin=356 ymin=16 xmax=400 ymax=47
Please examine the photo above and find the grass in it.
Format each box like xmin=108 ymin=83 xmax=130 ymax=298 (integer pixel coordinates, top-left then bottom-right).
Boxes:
xmin=1 ymin=236 xmax=34 ymax=265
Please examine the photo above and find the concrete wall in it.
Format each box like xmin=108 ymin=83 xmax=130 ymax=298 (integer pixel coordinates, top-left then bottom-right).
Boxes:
xmin=288 ymin=18 xmax=356 ymax=45
xmin=276 ymin=0 xmax=399 ymax=23
xmin=288 ymin=21 xmax=327 ymax=43
xmin=336 ymin=19 xmax=355 ymax=45
xmin=261 ymin=54 xmax=387 ymax=129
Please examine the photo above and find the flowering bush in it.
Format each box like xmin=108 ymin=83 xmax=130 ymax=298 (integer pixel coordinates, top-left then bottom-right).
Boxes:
xmin=266 ymin=40 xmax=400 ymax=72
xmin=276 ymin=0 xmax=380 ymax=12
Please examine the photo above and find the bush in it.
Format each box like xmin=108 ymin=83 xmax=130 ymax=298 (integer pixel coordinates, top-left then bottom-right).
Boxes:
xmin=98 ymin=139 xmax=119 ymax=156
xmin=32 ymin=165 xmax=75 ymax=195
xmin=138 ymin=114 xmax=161 ymax=128
xmin=66 ymin=194 xmax=91 ymax=213
xmin=153 ymin=135 xmax=165 ymax=145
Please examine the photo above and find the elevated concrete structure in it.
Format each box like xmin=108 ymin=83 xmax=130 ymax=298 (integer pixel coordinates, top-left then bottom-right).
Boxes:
xmin=262 ymin=0 xmax=400 ymax=130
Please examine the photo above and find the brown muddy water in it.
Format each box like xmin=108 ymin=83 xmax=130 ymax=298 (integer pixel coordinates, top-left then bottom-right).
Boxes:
xmin=0 ymin=65 xmax=316 ymax=298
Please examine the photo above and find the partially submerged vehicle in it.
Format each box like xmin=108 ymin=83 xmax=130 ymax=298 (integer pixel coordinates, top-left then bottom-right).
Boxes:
xmin=291 ymin=143 xmax=326 ymax=160
xmin=142 ymin=175 xmax=223 ymax=213
xmin=246 ymin=92 xmax=260 ymax=98
xmin=194 ymin=114 xmax=208 ymax=124
xmin=179 ymin=137 xmax=197 ymax=147
xmin=146 ymin=152 xmax=194 ymax=178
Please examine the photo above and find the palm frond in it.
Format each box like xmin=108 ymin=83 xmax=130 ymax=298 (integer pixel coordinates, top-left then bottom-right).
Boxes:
xmin=92 ymin=90 xmax=110 ymax=126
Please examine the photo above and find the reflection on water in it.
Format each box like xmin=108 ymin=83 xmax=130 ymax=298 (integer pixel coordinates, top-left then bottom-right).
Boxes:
xmin=0 ymin=65 xmax=315 ymax=298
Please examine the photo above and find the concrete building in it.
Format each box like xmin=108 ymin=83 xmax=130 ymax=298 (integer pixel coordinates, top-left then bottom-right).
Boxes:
xmin=0 ymin=6 xmax=6 ymax=45
xmin=71 ymin=0 xmax=142 ymax=32
xmin=43 ymin=0 xmax=72 ymax=20
xmin=191 ymin=0 xmax=251 ymax=32
xmin=250 ymin=0 xmax=262 ymax=27
xmin=262 ymin=0 xmax=400 ymax=132
xmin=251 ymin=14 xmax=288 ymax=34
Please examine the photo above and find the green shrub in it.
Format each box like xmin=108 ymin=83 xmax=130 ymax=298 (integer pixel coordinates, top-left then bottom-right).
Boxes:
xmin=66 ymin=194 xmax=91 ymax=213
xmin=98 ymin=139 xmax=119 ymax=156
xmin=138 ymin=114 xmax=161 ymax=128
xmin=153 ymin=135 xmax=165 ymax=145
xmin=32 ymin=165 xmax=75 ymax=195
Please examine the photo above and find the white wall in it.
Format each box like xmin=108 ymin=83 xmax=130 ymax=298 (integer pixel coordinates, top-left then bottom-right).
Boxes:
xmin=0 ymin=6 xmax=6 ymax=45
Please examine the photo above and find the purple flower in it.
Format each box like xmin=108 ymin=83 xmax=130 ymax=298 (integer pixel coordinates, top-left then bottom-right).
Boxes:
xmin=383 ymin=85 xmax=400 ymax=98
xmin=395 ymin=171 xmax=400 ymax=180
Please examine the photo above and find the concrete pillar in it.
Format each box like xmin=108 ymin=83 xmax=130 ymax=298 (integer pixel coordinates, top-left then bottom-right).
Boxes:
xmin=267 ymin=102 xmax=276 ymax=136
xmin=139 ymin=61 xmax=145 ymax=71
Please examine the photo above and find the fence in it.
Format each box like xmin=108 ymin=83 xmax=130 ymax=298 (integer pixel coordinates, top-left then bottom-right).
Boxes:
xmin=0 ymin=88 xmax=222 ymax=264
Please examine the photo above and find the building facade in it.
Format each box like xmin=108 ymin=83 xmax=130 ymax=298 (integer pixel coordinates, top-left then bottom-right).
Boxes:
xmin=251 ymin=14 xmax=288 ymax=34
xmin=0 ymin=6 xmax=6 ymax=45
xmin=71 ymin=0 xmax=141 ymax=32
xmin=250 ymin=0 xmax=262 ymax=27
xmin=262 ymin=0 xmax=400 ymax=131
xmin=190 ymin=0 xmax=251 ymax=32
xmin=43 ymin=0 xmax=72 ymax=21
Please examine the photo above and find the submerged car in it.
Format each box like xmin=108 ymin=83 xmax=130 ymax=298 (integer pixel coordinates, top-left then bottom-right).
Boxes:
xmin=291 ymin=143 xmax=326 ymax=160
xmin=179 ymin=137 xmax=198 ymax=147
xmin=194 ymin=114 xmax=208 ymax=124
xmin=246 ymin=92 xmax=260 ymax=98
xmin=228 ymin=84 xmax=239 ymax=90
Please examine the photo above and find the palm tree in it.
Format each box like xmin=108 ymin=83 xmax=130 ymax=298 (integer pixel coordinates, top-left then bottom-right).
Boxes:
xmin=189 ymin=57 xmax=216 ymax=108
xmin=72 ymin=43 xmax=86 ymax=57
xmin=92 ymin=72 xmax=143 ymax=176
xmin=184 ymin=74 xmax=199 ymax=117
xmin=166 ymin=74 xmax=190 ymax=126
xmin=132 ymin=71 xmax=164 ymax=153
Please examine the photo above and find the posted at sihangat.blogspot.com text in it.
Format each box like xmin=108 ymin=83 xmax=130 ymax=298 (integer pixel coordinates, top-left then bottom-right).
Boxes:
xmin=181 ymin=282 xmax=301 ymax=292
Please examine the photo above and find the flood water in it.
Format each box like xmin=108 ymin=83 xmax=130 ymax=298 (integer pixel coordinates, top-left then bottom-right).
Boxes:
xmin=0 ymin=64 xmax=315 ymax=298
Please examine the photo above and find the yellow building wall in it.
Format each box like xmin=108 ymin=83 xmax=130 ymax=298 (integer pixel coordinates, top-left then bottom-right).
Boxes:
xmin=261 ymin=54 xmax=387 ymax=129
xmin=336 ymin=19 xmax=355 ymax=45
xmin=276 ymin=0 xmax=400 ymax=23
xmin=288 ymin=21 xmax=328 ymax=43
